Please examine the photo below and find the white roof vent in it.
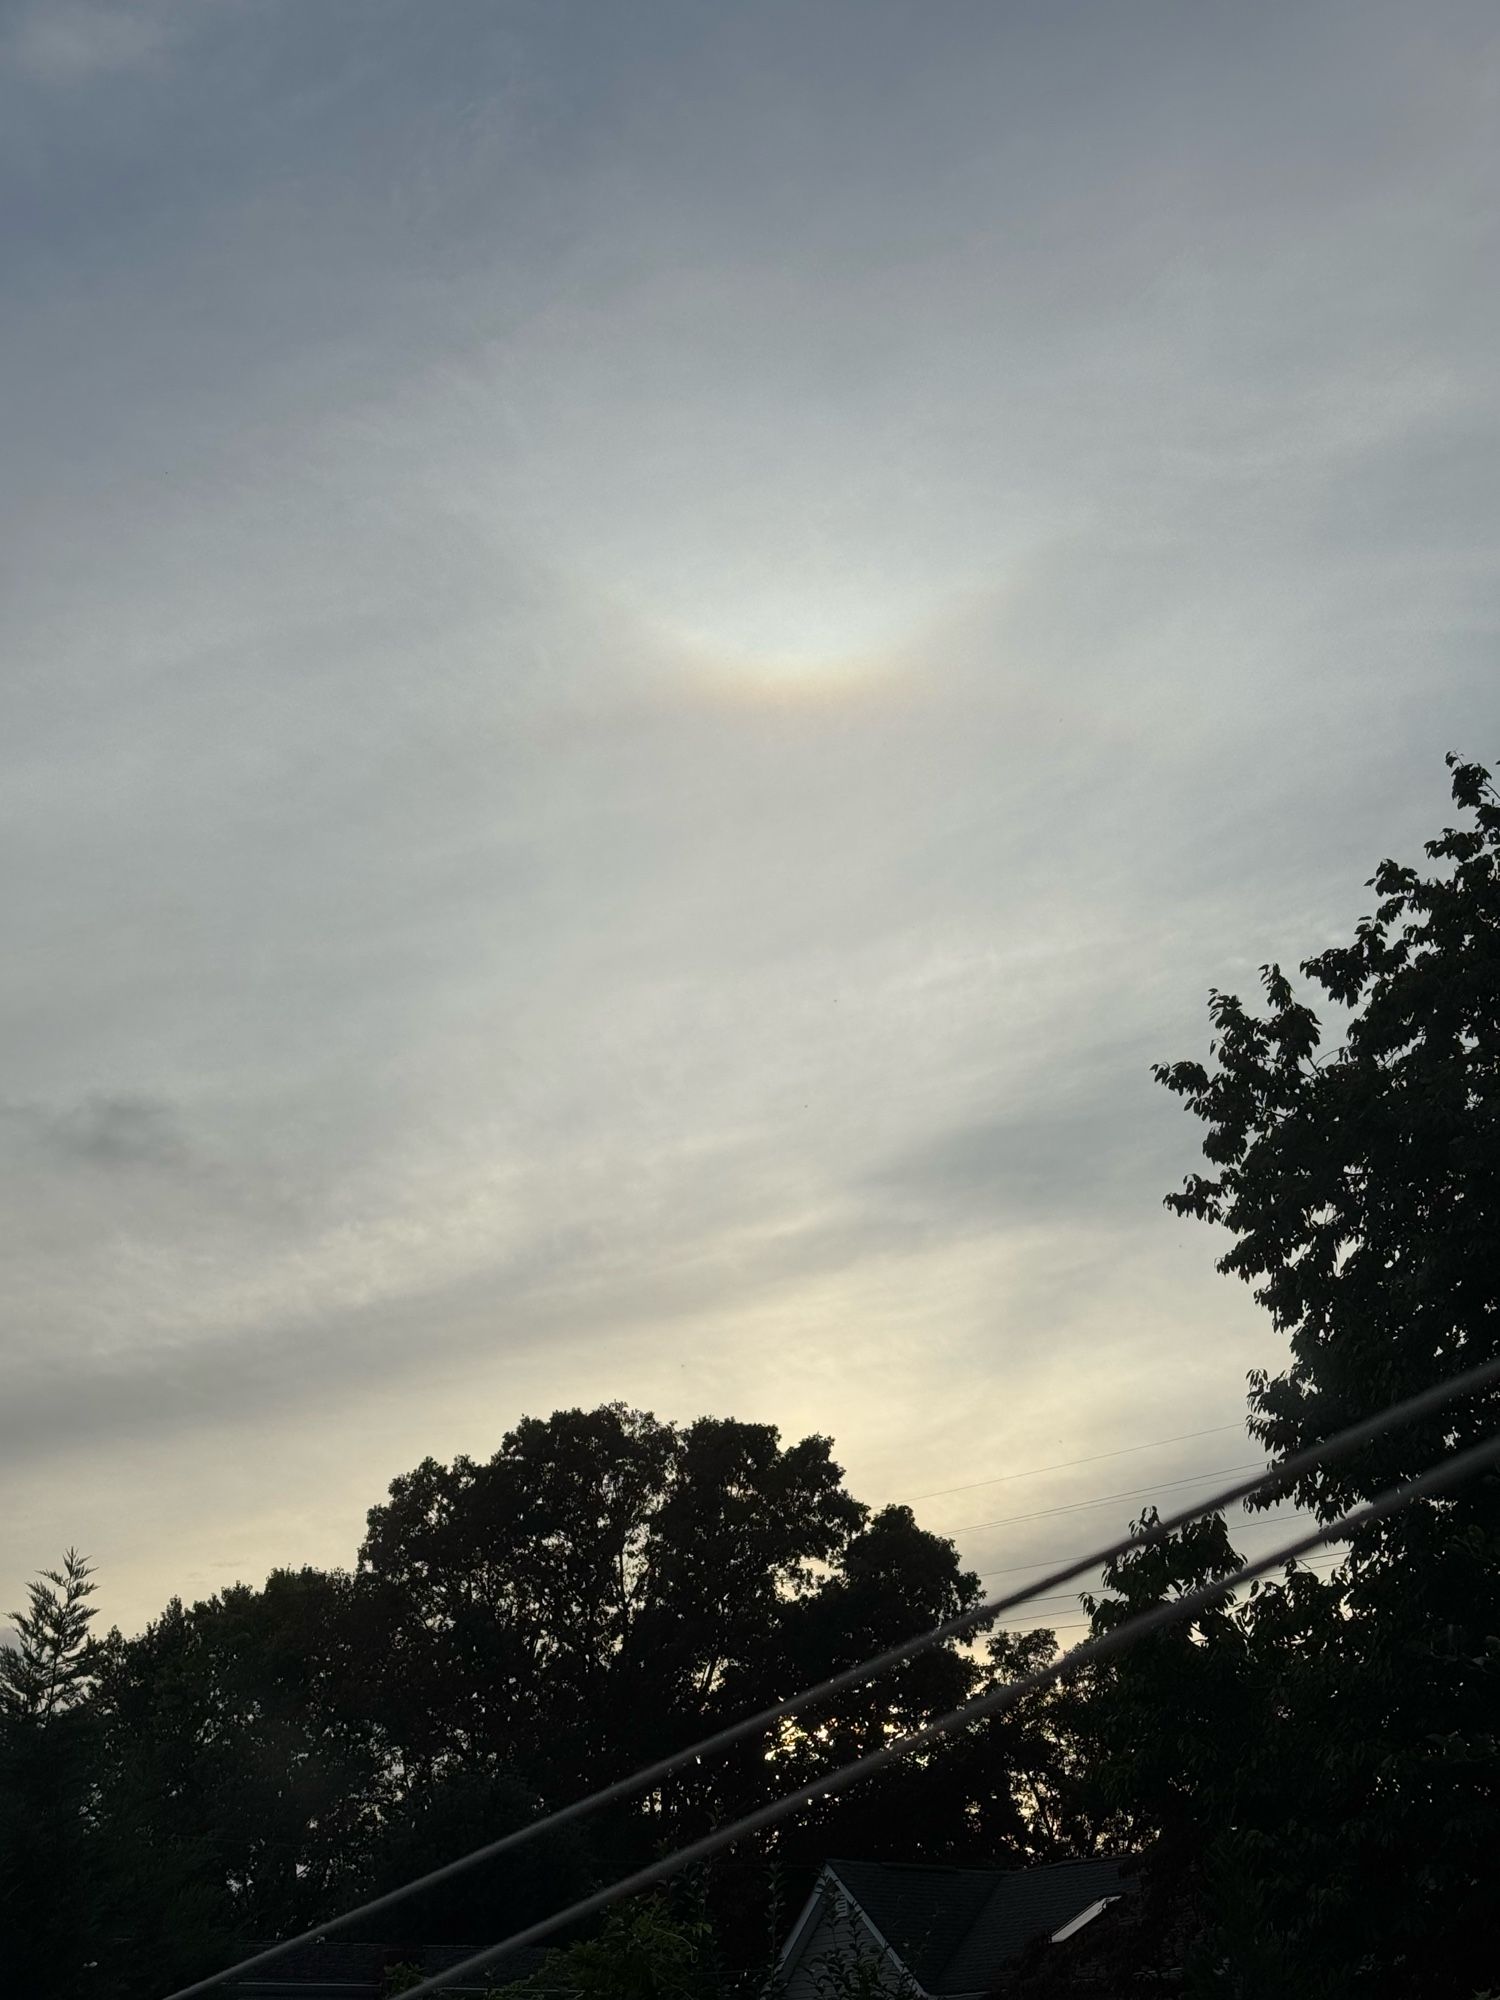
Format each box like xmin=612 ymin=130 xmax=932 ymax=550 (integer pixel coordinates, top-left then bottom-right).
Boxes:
xmin=1050 ymin=1894 xmax=1122 ymax=1944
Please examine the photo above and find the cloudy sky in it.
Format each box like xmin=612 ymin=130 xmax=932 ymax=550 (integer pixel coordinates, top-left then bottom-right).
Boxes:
xmin=3 ymin=0 xmax=1497 ymax=1635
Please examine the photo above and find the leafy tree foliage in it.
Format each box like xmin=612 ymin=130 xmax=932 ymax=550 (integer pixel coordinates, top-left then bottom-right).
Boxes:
xmin=1155 ymin=753 xmax=1500 ymax=1517
xmin=1 ymin=1546 xmax=98 ymax=1721
xmin=89 ymin=1567 xmax=384 ymax=1964
xmin=354 ymin=1406 xmax=873 ymax=1803
xmin=347 ymin=1406 xmax=1017 ymax=1958
xmin=782 ymin=1876 xmax=921 ymax=2000
xmin=0 ymin=1551 xmax=102 ymax=1998
xmin=5 ymin=1407 xmax=1072 ymax=1990
xmin=496 ymin=1895 xmax=719 ymax=2000
xmin=1080 ymin=753 xmax=1500 ymax=1997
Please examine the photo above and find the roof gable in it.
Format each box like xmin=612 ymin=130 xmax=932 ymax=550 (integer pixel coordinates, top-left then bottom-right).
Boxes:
xmin=825 ymin=1856 xmax=1130 ymax=1996
xmin=826 ymin=1861 xmax=999 ymax=1990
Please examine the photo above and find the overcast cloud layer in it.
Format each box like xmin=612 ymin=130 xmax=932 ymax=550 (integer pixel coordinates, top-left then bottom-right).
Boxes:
xmin=3 ymin=0 xmax=1498 ymax=1633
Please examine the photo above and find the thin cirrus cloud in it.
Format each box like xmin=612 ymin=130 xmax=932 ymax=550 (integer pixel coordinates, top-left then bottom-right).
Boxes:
xmin=1 ymin=2 xmax=179 ymax=85
xmin=1 ymin=0 xmax=1497 ymax=1631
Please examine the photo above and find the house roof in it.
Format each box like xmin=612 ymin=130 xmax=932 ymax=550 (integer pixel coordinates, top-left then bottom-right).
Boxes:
xmin=824 ymin=1861 xmax=1000 ymax=1989
xmin=941 ymin=1860 xmax=1129 ymax=1989
xmin=823 ymin=1856 xmax=1132 ymax=1996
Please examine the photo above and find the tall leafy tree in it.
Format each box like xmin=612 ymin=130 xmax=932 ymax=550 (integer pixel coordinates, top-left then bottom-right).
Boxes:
xmin=355 ymin=1409 xmax=966 ymax=1800
xmin=352 ymin=1405 xmax=997 ymax=1953
xmin=1118 ymin=752 xmax=1500 ymax=1996
xmin=1155 ymin=752 xmax=1500 ymax=1515
xmin=1 ymin=1547 xmax=98 ymax=1721
xmin=91 ymin=1566 xmax=388 ymax=1943
xmin=0 ymin=1552 xmax=101 ymax=1999
xmin=40 ymin=1402 xmax=1065 ymax=1986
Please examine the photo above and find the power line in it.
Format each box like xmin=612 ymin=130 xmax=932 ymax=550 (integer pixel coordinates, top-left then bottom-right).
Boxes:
xmin=992 ymin=1551 xmax=1343 ymax=1618
xmin=390 ymin=1426 xmax=1500 ymax=2000
xmin=991 ymin=1619 xmax=1094 ymax=1638
xmin=1231 ymin=1510 xmax=1334 ymax=1533
xmin=989 ymin=1559 xmax=1344 ymax=1639
xmin=162 ymin=1354 xmax=1500 ymax=2000
xmin=949 ymin=1461 xmax=1265 ymax=1535
xmin=902 ymin=1422 xmax=1246 ymax=1502
xmin=971 ymin=1512 xmax=1329 ymax=1582
xmin=973 ymin=1503 xmax=1344 ymax=1583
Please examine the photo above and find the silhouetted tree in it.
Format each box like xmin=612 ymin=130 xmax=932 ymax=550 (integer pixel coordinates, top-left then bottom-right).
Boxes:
xmin=0 ymin=1551 xmax=101 ymax=1998
xmin=1083 ymin=752 xmax=1500 ymax=1997
xmin=496 ymin=1894 xmax=717 ymax=2000
xmin=351 ymin=1406 xmax=1001 ymax=1954
xmin=37 ymin=1404 xmax=1061 ymax=1986
xmin=1 ymin=1546 xmax=97 ymax=1721
xmin=89 ymin=1566 xmax=387 ymax=1948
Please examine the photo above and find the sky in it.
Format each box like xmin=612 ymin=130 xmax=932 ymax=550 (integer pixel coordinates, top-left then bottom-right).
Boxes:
xmin=2 ymin=0 xmax=1497 ymax=1637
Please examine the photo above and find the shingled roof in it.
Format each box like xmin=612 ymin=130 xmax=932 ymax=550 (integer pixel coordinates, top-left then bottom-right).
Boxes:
xmin=813 ymin=1855 xmax=1132 ymax=1995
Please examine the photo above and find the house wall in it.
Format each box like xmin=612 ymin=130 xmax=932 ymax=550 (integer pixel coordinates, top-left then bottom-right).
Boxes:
xmin=781 ymin=1894 xmax=916 ymax=2000
xmin=783 ymin=1899 xmax=850 ymax=2000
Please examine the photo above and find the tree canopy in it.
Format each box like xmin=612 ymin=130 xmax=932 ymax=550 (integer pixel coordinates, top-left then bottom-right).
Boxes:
xmin=2 ymin=1406 xmax=1085 ymax=1997
xmin=1065 ymin=753 xmax=1500 ymax=1998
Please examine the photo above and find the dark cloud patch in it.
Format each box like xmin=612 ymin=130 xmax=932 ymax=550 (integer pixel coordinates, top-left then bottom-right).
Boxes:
xmin=0 ymin=1091 xmax=191 ymax=1171
xmin=51 ymin=1092 xmax=190 ymax=1169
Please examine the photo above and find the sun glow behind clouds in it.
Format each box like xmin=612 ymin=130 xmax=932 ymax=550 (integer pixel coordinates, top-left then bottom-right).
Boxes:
xmin=653 ymin=573 xmax=906 ymax=688
xmin=663 ymin=629 xmax=895 ymax=703
xmin=640 ymin=565 xmax=1000 ymax=705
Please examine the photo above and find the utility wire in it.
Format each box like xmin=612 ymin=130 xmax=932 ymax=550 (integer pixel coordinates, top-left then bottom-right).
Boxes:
xmin=976 ymin=1505 xmax=1354 ymax=1582
xmin=162 ymin=1353 xmax=1500 ymax=2000
xmin=993 ymin=1619 xmax=1094 ymax=1637
xmin=972 ymin=1500 xmax=1342 ymax=1582
xmin=391 ymin=1426 xmax=1500 ymax=2000
xmin=991 ymin=1557 xmax=1343 ymax=1634
xmin=902 ymin=1422 xmax=1246 ymax=1502
xmin=991 ymin=1550 xmax=1343 ymax=1619
xmin=1225 ymin=1510 xmax=1330 ymax=1533
xmin=949 ymin=1461 xmax=1265 ymax=1534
